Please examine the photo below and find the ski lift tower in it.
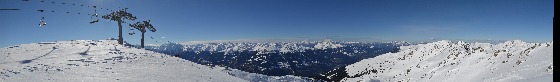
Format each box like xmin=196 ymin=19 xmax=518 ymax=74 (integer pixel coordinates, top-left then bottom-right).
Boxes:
xmin=102 ymin=8 xmax=137 ymax=45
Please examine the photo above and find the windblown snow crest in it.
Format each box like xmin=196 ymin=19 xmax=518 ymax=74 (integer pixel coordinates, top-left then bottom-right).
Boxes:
xmin=341 ymin=40 xmax=553 ymax=82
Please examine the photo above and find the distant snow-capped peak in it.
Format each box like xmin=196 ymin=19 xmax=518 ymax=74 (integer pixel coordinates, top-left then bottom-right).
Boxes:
xmin=314 ymin=40 xmax=343 ymax=50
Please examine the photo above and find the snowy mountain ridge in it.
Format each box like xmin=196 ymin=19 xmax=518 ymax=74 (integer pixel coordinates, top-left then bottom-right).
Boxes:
xmin=341 ymin=40 xmax=553 ymax=82
xmin=147 ymin=40 xmax=410 ymax=55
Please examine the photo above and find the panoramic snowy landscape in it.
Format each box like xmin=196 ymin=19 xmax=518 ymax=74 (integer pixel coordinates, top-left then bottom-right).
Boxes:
xmin=1 ymin=0 xmax=553 ymax=82
xmin=0 ymin=39 xmax=553 ymax=82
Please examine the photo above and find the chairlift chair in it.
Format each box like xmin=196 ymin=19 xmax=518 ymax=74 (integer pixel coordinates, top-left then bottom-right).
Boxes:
xmin=89 ymin=9 xmax=99 ymax=24
xmin=39 ymin=17 xmax=46 ymax=27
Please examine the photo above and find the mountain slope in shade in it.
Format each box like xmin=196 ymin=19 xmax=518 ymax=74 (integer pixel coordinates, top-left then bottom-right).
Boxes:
xmin=145 ymin=40 xmax=408 ymax=81
xmin=0 ymin=40 xmax=247 ymax=82
xmin=341 ymin=40 xmax=553 ymax=82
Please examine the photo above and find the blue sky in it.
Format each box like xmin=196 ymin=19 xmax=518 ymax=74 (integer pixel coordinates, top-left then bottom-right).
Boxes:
xmin=0 ymin=0 xmax=554 ymax=47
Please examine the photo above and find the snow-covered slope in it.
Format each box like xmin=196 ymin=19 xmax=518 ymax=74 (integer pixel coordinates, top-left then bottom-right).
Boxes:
xmin=342 ymin=40 xmax=553 ymax=82
xmin=216 ymin=66 xmax=318 ymax=82
xmin=0 ymin=40 xmax=247 ymax=82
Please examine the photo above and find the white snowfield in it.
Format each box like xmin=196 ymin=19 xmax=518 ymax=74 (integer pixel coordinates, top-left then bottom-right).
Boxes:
xmin=0 ymin=40 xmax=247 ymax=82
xmin=343 ymin=40 xmax=553 ymax=82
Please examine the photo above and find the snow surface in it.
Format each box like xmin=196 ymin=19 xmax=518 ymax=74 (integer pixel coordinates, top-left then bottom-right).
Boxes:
xmin=0 ymin=40 xmax=247 ymax=82
xmin=215 ymin=66 xmax=317 ymax=82
xmin=342 ymin=40 xmax=553 ymax=82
